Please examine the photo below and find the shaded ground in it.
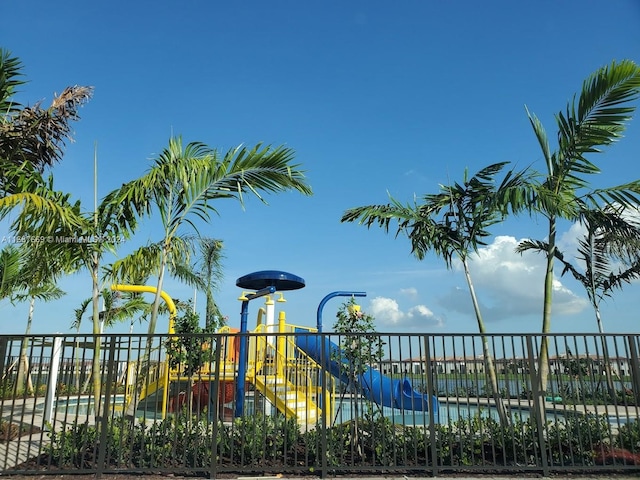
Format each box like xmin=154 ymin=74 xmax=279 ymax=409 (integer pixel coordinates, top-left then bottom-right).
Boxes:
xmin=0 ymin=422 xmax=41 ymax=443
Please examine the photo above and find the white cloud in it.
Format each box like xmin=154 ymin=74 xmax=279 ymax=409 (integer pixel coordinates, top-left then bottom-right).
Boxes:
xmin=439 ymin=235 xmax=589 ymax=321
xmin=367 ymin=296 xmax=443 ymax=330
xmin=368 ymin=297 xmax=404 ymax=325
xmin=558 ymin=221 xmax=586 ymax=256
xmin=399 ymin=287 xmax=418 ymax=299
xmin=407 ymin=304 xmax=444 ymax=328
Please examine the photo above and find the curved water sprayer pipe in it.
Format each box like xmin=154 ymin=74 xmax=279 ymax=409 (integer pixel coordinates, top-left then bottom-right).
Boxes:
xmin=316 ymin=291 xmax=366 ymax=332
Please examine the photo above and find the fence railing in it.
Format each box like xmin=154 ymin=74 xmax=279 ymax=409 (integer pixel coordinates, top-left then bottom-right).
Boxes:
xmin=1 ymin=331 xmax=639 ymax=477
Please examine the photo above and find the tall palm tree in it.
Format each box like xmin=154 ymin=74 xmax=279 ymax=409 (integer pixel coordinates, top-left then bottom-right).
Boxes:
xmin=523 ymin=59 xmax=640 ymax=393
xmin=0 ymin=48 xmax=92 ymax=224
xmin=342 ymin=162 xmax=531 ymax=426
xmin=13 ymin=282 xmax=65 ymax=393
xmin=103 ymin=138 xmax=310 ymax=417
xmin=194 ymin=237 xmax=225 ymax=329
xmin=518 ymin=205 xmax=640 ymax=397
xmin=1 ymin=240 xmax=67 ymax=393
xmin=103 ymin=136 xmax=312 ymax=337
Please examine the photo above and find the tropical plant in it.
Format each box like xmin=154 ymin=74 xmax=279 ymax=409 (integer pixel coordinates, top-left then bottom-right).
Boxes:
xmin=0 ymin=237 xmax=68 ymax=393
xmin=519 ymin=205 xmax=640 ymax=396
xmin=520 ymin=206 xmax=640 ymax=334
xmin=341 ymin=162 xmax=531 ymax=426
xmin=194 ymin=237 xmax=225 ymax=329
xmin=71 ymin=288 xmax=150 ymax=333
xmin=106 ymin=236 xmax=206 ymax=327
xmin=521 ymin=59 xmax=640 ymax=393
xmin=0 ymin=48 xmax=92 ymax=177
xmin=165 ymin=304 xmax=216 ymax=418
xmin=332 ymin=298 xmax=385 ymax=456
xmin=13 ymin=283 xmax=65 ymax=394
xmin=0 ymin=245 xmax=24 ymax=301
xmin=103 ymin=136 xmax=312 ymax=337
xmin=0 ymin=48 xmax=92 ymax=226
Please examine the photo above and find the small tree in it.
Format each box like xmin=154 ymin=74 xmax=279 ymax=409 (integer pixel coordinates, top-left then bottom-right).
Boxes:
xmin=332 ymin=298 xmax=384 ymax=455
xmin=165 ymin=303 xmax=215 ymax=420
xmin=342 ymin=162 xmax=530 ymax=427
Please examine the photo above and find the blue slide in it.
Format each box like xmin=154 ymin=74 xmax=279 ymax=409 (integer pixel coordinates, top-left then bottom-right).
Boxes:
xmin=295 ymin=330 xmax=439 ymax=422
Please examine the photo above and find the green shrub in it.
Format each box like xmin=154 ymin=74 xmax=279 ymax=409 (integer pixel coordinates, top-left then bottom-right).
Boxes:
xmin=228 ymin=413 xmax=300 ymax=464
xmin=616 ymin=419 xmax=640 ymax=452
xmin=546 ymin=414 xmax=611 ymax=466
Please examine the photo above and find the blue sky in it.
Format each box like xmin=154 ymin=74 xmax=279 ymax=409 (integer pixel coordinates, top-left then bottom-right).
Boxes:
xmin=1 ymin=0 xmax=640 ymax=336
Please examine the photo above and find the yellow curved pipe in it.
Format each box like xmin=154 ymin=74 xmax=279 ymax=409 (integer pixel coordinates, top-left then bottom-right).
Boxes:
xmin=110 ymin=284 xmax=177 ymax=420
xmin=110 ymin=284 xmax=177 ymax=332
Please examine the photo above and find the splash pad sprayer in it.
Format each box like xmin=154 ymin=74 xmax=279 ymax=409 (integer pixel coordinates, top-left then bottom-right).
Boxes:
xmin=234 ymin=271 xmax=306 ymax=417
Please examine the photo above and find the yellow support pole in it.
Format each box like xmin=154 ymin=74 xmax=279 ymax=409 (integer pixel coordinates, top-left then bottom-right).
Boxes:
xmin=277 ymin=311 xmax=286 ymax=378
xmin=110 ymin=284 xmax=177 ymax=419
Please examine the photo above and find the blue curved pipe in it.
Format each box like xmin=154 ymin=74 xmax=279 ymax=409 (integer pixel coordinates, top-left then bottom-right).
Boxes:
xmin=316 ymin=291 xmax=366 ymax=333
xmin=295 ymin=330 xmax=439 ymax=420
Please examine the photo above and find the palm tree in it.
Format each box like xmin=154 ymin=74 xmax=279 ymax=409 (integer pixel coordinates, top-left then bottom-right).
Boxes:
xmin=1 ymin=48 xmax=92 ymax=223
xmin=0 ymin=240 xmax=67 ymax=393
xmin=104 ymin=137 xmax=312 ymax=337
xmin=71 ymin=289 xmax=150 ymax=394
xmin=0 ymin=48 xmax=92 ymax=176
xmin=107 ymin=235 xmax=207 ymax=327
xmin=342 ymin=162 xmax=531 ymax=426
xmin=13 ymin=282 xmax=65 ymax=393
xmin=518 ymin=205 xmax=640 ymax=396
xmin=522 ymin=59 xmax=640 ymax=393
xmin=194 ymin=237 xmax=225 ymax=329
xmin=519 ymin=206 xmax=640 ymax=334
xmin=103 ymin=138 xmax=310 ymax=417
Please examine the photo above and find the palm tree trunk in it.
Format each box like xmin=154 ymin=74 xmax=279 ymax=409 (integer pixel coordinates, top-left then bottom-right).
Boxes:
xmin=127 ymin=239 xmax=170 ymax=418
xmin=539 ymin=217 xmax=556 ymax=396
xmin=462 ymin=258 xmax=510 ymax=427
xmin=594 ymin=306 xmax=617 ymax=399
xmin=149 ymin=239 xmax=169 ymax=336
xmin=16 ymin=297 xmax=35 ymax=394
xmin=74 ymin=325 xmax=81 ymax=392
xmin=91 ymin=253 xmax=102 ymax=415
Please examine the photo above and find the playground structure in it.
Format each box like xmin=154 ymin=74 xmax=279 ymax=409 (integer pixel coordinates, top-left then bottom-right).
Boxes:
xmin=114 ymin=270 xmax=440 ymax=427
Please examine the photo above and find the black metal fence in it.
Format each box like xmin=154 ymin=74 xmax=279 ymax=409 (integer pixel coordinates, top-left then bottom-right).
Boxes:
xmin=1 ymin=331 xmax=639 ymax=477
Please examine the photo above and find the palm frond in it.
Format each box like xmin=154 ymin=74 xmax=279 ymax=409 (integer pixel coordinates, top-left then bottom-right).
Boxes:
xmin=71 ymin=297 xmax=92 ymax=331
xmin=0 ymin=48 xmax=25 ymax=115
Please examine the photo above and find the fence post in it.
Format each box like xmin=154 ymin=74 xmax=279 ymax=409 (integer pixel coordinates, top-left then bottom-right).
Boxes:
xmin=320 ymin=332 xmax=328 ymax=479
xmin=526 ymin=335 xmax=549 ymax=476
xmin=628 ymin=335 xmax=640 ymax=405
xmin=43 ymin=336 xmax=63 ymax=427
xmin=210 ymin=334 xmax=222 ymax=480
xmin=96 ymin=336 xmax=117 ymax=477
xmin=423 ymin=335 xmax=438 ymax=477
xmin=0 ymin=337 xmax=7 ymax=386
